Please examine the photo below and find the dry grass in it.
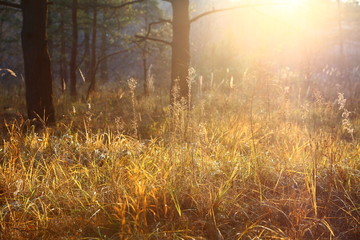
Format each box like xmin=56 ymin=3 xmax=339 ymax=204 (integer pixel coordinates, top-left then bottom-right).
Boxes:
xmin=0 ymin=69 xmax=359 ymax=239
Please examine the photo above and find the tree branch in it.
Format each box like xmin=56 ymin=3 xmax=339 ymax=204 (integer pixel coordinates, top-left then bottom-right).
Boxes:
xmin=190 ymin=3 xmax=284 ymax=23
xmin=56 ymin=0 xmax=145 ymax=10
xmin=0 ymin=1 xmax=21 ymax=9
xmin=158 ymin=18 xmax=172 ymax=25
xmin=90 ymin=0 xmax=145 ymax=9
xmin=135 ymin=35 xmax=172 ymax=46
xmin=144 ymin=19 xmax=171 ymax=36
xmin=135 ymin=19 xmax=172 ymax=46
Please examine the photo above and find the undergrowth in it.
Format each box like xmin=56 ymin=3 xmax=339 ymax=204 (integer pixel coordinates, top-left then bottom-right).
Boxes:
xmin=0 ymin=69 xmax=359 ymax=239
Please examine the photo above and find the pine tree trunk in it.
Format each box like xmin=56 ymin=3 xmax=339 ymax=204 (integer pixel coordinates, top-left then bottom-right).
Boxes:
xmin=60 ymin=9 xmax=67 ymax=92
xmin=100 ymin=20 xmax=108 ymax=83
xmin=70 ymin=0 xmax=78 ymax=99
xmin=171 ymin=0 xmax=190 ymax=102
xmin=84 ymin=17 xmax=91 ymax=80
xmin=47 ymin=7 xmax=53 ymax=60
xmin=0 ymin=18 xmax=3 ymax=63
xmin=87 ymin=4 xmax=98 ymax=97
xmin=142 ymin=42 xmax=149 ymax=96
xmin=143 ymin=3 xmax=149 ymax=96
xmin=21 ymin=0 xmax=55 ymax=124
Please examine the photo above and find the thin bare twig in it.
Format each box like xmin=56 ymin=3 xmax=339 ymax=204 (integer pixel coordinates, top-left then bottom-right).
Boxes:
xmin=190 ymin=3 xmax=285 ymax=23
xmin=135 ymin=35 xmax=172 ymax=46
xmin=135 ymin=19 xmax=172 ymax=46
xmin=0 ymin=1 xmax=21 ymax=9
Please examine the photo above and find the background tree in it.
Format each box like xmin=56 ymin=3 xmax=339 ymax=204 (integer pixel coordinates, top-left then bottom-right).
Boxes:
xmin=70 ymin=0 xmax=78 ymax=99
xmin=0 ymin=2 xmax=23 ymax=75
xmin=22 ymin=0 xmax=55 ymax=123
xmin=135 ymin=0 xmax=170 ymax=96
xmin=0 ymin=0 xmax=55 ymax=124
xmin=168 ymin=0 xmax=190 ymax=101
xmin=59 ymin=5 xmax=68 ymax=92
xmin=90 ymin=0 xmax=145 ymax=92
xmin=138 ymin=0 xmax=279 ymax=103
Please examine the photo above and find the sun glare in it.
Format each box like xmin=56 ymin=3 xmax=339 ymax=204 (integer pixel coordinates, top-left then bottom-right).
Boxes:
xmin=213 ymin=0 xmax=335 ymax=66
xmin=227 ymin=0 xmax=307 ymax=22
xmin=230 ymin=0 xmax=304 ymax=9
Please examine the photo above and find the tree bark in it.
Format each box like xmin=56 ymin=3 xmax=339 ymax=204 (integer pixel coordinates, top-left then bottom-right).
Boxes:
xmin=70 ymin=0 xmax=78 ymax=99
xmin=21 ymin=0 xmax=55 ymax=124
xmin=142 ymin=1 xmax=149 ymax=96
xmin=87 ymin=4 xmax=98 ymax=97
xmin=47 ymin=7 xmax=53 ymax=60
xmin=0 ymin=17 xmax=3 ymax=64
xmin=142 ymin=41 xmax=149 ymax=96
xmin=170 ymin=0 xmax=190 ymax=102
xmin=100 ymin=16 xmax=108 ymax=83
xmin=59 ymin=9 xmax=67 ymax=92
xmin=84 ymin=8 xmax=91 ymax=80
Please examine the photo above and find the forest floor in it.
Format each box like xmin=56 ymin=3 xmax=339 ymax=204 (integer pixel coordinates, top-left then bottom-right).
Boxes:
xmin=0 ymin=77 xmax=359 ymax=240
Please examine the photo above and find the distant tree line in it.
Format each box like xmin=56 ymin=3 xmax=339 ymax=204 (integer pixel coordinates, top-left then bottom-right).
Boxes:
xmin=0 ymin=0 xmax=167 ymax=125
xmin=0 ymin=0 xmax=359 ymax=125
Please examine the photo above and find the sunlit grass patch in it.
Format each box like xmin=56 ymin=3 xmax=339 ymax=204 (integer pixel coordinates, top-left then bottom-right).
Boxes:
xmin=0 ymin=72 xmax=359 ymax=239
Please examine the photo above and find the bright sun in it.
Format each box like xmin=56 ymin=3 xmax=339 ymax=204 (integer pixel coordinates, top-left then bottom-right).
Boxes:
xmin=229 ymin=0 xmax=303 ymax=8
xmin=228 ymin=0 xmax=307 ymax=19
xmin=229 ymin=0 xmax=309 ymax=18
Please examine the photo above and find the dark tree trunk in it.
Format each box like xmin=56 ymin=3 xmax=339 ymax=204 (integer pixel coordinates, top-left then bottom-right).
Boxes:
xmin=84 ymin=8 xmax=91 ymax=80
xmin=21 ymin=0 xmax=55 ymax=124
xmin=87 ymin=4 xmax=98 ymax=97
xmin=0 ymin=18 xmax=3 ymax=63
xmin=47 ymin=9 xmax=53 ymax=60
xmin=142 ymin=3 xmax=149 ymax=96
xmin=100 ymin=19 xmax=108 ymax=83
xmin=171 ymin=0 xmax=190 ymax=101
xmin=142 ymin=42 xmax=149 ymax=96
xmin=70 ymin=0 xmax=78 ymax=99
xmin=59 ymin=9 xmax=67 ymax=92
